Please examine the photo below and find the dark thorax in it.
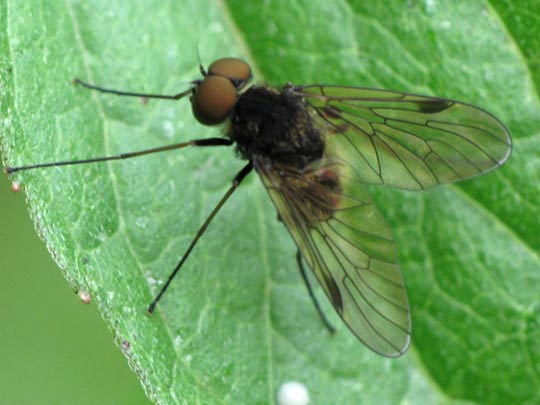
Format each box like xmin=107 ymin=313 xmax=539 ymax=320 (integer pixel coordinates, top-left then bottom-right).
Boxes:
xmin=228 ymin=84 xmax=325 ymax=169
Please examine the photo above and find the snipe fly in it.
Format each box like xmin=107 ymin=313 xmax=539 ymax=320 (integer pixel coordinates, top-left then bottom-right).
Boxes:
xmin=5 ymin=57 xmax=512 ymax=357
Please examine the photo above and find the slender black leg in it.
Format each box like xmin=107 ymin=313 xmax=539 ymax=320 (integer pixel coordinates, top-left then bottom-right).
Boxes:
xmin=296 ymin=250 xmax=336 ymax=334
xmin=73 ymin=78 xmax=194 ymax=100
xmin=5 ymin=138 xmax=233 ymax=174
xmin=147 ymin=161 xmax=253 ymax=313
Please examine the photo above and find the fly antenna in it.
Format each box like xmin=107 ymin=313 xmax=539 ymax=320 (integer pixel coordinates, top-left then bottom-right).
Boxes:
xmin=195 ymin=41 xmax=206 ymax=77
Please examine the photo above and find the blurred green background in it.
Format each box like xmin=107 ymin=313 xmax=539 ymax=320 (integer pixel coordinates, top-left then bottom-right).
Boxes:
xmin=0 ymin=183 xmax=150 ymax=404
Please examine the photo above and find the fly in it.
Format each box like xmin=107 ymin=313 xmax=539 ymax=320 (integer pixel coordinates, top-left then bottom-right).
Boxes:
xmin=5 ymin=57 xmax=512 ymax=357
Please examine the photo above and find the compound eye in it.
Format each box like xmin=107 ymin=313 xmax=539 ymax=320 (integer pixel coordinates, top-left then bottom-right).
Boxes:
xmin=208 ymin=58 xmax=252 ymax=82
xmin=191 ymin=76 xmax=237 ymax=126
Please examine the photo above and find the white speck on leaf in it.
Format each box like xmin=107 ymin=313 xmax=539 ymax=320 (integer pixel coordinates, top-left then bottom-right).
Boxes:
xmin=277 ymin=381 xmax=309 ymax=405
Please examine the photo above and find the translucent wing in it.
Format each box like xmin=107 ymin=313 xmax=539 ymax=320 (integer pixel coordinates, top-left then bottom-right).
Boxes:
xmin=255 ymin=157 xmax=411 ymax=357
xmin=295 ymin=85 xmax=512 ymax=190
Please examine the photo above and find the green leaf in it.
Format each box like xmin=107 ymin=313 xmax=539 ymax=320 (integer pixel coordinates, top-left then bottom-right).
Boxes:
xmin=1 ymin=1 xmax=538 ymax=404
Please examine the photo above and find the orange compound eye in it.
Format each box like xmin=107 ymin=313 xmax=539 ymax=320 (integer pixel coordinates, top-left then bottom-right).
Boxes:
xmin=191 ymin=75 xmax=237 ymax=126
xmin=208 ymin=58 xmax=252 ymax=82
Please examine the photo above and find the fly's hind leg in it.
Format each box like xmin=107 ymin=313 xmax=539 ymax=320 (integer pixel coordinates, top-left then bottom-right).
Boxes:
xmin=296 ymin=250 xmax=336 ymax=334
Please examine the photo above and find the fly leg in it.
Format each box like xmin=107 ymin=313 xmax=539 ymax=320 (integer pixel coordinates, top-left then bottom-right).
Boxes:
xmin=296 ymin=250 xmax=336 ymax=334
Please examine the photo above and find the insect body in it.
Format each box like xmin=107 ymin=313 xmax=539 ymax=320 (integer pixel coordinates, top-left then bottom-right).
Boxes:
xmin=5 ymin=57 xmax=512 ymax=357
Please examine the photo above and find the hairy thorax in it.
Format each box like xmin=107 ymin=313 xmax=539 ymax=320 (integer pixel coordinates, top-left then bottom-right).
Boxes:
xmin=227 ymin=85 xmax=325 ymax=169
